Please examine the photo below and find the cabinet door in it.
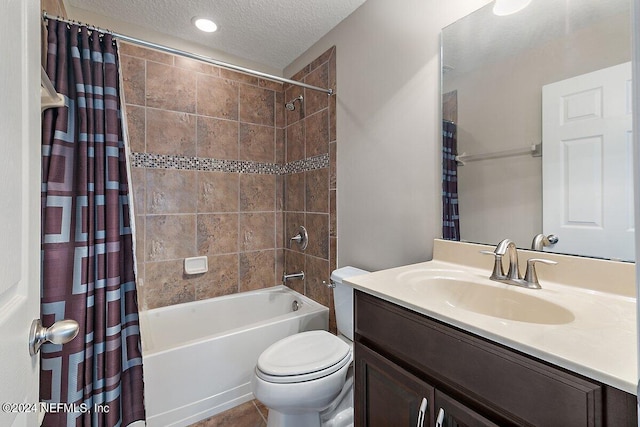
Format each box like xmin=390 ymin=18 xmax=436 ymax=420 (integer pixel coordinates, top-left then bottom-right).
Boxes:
xmin=434 ymin=391 xmax=499 ymax=427
xmin=355 ymin=342 xmax=434 ymax=427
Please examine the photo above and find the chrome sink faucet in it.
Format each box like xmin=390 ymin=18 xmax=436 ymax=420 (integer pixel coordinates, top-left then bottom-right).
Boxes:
xmin=481 ymin=239 xmax=557 ymax=289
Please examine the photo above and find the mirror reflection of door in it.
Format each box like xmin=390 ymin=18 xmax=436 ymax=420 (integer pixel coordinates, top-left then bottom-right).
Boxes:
xmin=542 ymin=62 xmax=633 ymax=260
xmin=440 ymin=0 xmax=632 ymax=260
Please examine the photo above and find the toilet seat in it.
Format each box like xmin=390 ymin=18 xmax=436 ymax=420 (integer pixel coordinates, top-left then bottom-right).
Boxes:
xmin=256 ymin=330 xmax=351 ymax=384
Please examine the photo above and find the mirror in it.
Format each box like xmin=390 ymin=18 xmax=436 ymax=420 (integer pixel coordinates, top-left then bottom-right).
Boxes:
xmin=441 ymin=0 xmax=633 ymax=261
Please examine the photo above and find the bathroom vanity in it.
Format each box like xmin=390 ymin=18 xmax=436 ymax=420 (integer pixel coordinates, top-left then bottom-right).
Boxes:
xmin=347 ymin=240 xmax=637 ymax=426
xmin=354 ymin=291 xmax=635 ymax=426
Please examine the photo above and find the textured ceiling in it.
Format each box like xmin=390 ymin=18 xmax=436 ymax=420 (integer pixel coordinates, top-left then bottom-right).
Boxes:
xmin=65 ymin=0 xmax=368 ymax=70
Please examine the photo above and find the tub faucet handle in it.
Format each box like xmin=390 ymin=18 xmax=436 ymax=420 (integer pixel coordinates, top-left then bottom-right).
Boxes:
xmin=289 ymin=226 xmax=308 ymax=250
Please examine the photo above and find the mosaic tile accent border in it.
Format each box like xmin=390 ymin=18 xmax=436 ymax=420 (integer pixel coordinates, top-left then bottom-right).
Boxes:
xmin=131 ymin=152 xmax=329 ymax=175
xmin=282 ymin=154 xmax=329 ymax=174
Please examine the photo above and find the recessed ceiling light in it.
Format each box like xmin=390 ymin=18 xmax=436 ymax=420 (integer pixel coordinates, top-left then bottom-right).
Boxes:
xmin=192 ymin=17 xmax=218 ymax=33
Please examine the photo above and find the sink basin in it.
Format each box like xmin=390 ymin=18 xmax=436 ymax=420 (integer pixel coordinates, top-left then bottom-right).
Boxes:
xmin=412 ymin=278 xmax=575 ymax=325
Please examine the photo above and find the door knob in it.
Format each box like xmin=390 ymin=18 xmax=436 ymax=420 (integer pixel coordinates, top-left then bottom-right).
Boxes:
xmin=29 ymin=319 xmax=79 ymax=356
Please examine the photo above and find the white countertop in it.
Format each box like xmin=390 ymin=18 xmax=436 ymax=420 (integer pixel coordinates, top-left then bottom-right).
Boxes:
xmin=345 ymin=240 xmax=638 ymax=395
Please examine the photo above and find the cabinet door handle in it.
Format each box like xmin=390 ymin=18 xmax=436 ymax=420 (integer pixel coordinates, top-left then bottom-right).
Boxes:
xmin=435 ymin=407 xmax=445 ymax=427
xmin=416 ymin=397 xmax=428 ymax=427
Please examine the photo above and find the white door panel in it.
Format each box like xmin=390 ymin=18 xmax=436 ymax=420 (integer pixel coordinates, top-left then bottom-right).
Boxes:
xmin=0 ymin=0 xmax=41 ymax=425
xmin=543 ymin=62 xmax=634 ymax=260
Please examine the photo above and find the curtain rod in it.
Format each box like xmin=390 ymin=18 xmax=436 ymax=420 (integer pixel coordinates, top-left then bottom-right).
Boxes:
xmin=42 ymin=12 xmax=333 ymax=96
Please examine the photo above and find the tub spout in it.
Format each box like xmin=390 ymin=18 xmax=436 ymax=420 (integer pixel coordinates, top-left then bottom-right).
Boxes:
xmin=282 ymin=271 xmax=304 ymax=286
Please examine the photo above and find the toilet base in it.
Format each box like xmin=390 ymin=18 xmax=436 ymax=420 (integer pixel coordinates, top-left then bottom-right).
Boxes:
xmin=266 ymin=410 xmax=321 ymax=427
xmin=265 ymin=371 xmax=354 ymax=427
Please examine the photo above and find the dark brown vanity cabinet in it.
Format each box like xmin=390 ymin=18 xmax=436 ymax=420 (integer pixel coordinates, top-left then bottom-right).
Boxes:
xmin=354 ymin=290 xmax=637 ymax=427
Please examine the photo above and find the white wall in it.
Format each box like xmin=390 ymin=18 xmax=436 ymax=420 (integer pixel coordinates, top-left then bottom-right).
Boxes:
xmin=285 ymin=0 xmax=491 ymax=271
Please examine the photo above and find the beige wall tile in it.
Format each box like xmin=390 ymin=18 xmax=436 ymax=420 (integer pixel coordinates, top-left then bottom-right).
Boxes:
xmin=259 ymin=79 xmax=284 ymax=92
xmin=286 ymin=120 xmax=305 ymax=162
xmin=145 ymin=215 xmax=196 ymax=262
xmin=146 ymin=62 xmax=196 ymax=113
xmin=328 ymin=47 xmax=337 ymax=91
xmin=305 ymin=109 xmax=329 ymax=157
xmin=130 ymin=168 xmax=146 ymax=215
xmin=145 ymin=260 xmax=195 ymax=309
xmin=305 ymin=255 xmax=331 ymax=308
xmin=146 ymin=169 xmax=197 ymax=214
xmin=240 ymin=174 xmax=275 ymax=212
xmin=240 ymin=213 xmax=275 ymax=251
xmin=330 ymin=190 xmax=337 ymax=238
xmin=239 ymin=123 xmax=275 ymax=163
xmin=284 ymin=173 xmax=305 ymax=212
xmin=146 ymin=109 xmax=196 ymax=156
xmin=275 ymin=91 xmax=285 ymax=129
xmin=329 ymin=142 xmax=337 ymax=189
xmin=120 ymin=55 xmax=145 ymax=106
xmin=125 ymin=105 xmax=145 ymax=153
xmin=308 ymin=47 xmax=334 ymax=74
xmin=275 ymin=211 xmax=284 ymax=248
xmin=275 ymin=248 xmax=284 ymax=286
xmin=197 ymin=74 xmax=239 ymax=120
xmin=195 ymin=254 xmax=239 ymax=300
xmin=330 ymin=237 xmax=337 ymax=272
xmin=276 ymin=128 xmax=285 ymax=164
xmin=198 ymin=172 xmax=239 ymax=213
xmin=239 ymin=85 xmax=275 ymax=126
xmin=196 ymin=116 xmax=239 ymax=160
xmin=305 ymin=213 xmax=329 ymax=260
xmin=275 ymin=175 xmax=284 ymax=212
xmin=134 ymin=215 xmax=145 ymax=270
xmin=119 ymin=43 xmax=174 ymax=65
xmin=305 ymin=168 xmax=329 ymax=213
xmin=221 ymin=69 xmax=259 ymax=86
xmin=239 ymin=250 xmax=276 ymax=291
xmin=304 ymin=63 xmax=329 ymax=116
xmin=329 ymin=93 xmax=337 ymax=143
xmin=197 ymin=214 xmax=239 ymax=255
xmin=174 ymin=56 xmax=215 ymax=74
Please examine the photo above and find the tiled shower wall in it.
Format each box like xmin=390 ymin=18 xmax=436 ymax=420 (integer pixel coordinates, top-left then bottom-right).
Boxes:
xmin=282 ymin=47 xmax=338 ymax=331
xmin=120 ymin=43 xmax=337 ymax=325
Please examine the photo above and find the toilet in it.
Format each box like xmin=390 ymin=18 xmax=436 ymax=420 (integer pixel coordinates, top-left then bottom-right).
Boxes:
xmin=251 ymin=266 xmax=369 ymax=427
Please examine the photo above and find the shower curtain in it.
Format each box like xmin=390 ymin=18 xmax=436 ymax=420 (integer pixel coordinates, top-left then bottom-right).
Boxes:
xmin=40 ymin=19 xmax=145 ymax=426
xmin=442 ymin=120 xmax=460 ymax=240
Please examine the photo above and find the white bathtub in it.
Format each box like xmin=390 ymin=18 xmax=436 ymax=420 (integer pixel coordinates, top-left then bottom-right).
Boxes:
xmin=139 ymin=285 xmax=329 ymax=427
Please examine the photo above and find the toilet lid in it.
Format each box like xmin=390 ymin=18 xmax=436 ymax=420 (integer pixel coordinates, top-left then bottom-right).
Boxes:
xmin=257 ymin=330 xmax=350 ymax=379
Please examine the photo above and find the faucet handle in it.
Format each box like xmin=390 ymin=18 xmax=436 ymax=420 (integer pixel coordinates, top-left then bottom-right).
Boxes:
xmin=480 ymin=250 xmax=505 ymax=279
xmin=524 ymin=258 xmax=558 ymax=288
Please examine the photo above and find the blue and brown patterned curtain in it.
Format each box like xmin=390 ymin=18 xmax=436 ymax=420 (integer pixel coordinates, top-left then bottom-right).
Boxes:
xmin=40 ymin=19 xmax=145 ymax=426
xmin=442 ymin=120 xmax=460 ymax=240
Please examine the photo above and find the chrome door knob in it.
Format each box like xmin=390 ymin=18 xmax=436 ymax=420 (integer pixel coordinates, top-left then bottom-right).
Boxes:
xmin=29 ymin=318 xmax=79 ymax=356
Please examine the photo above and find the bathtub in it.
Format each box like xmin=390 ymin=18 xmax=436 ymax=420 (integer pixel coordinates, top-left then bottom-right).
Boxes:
xmin=139 ymin=285 xmax=329 ymax=427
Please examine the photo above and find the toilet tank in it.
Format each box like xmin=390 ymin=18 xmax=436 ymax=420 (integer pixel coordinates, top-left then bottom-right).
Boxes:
xmin=330 ymin=266 xmax=369 ymax=341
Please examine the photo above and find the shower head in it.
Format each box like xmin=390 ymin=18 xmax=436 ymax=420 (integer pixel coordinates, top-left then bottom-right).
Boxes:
xmin=285 ymin=95 xmax=303 ymax=111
